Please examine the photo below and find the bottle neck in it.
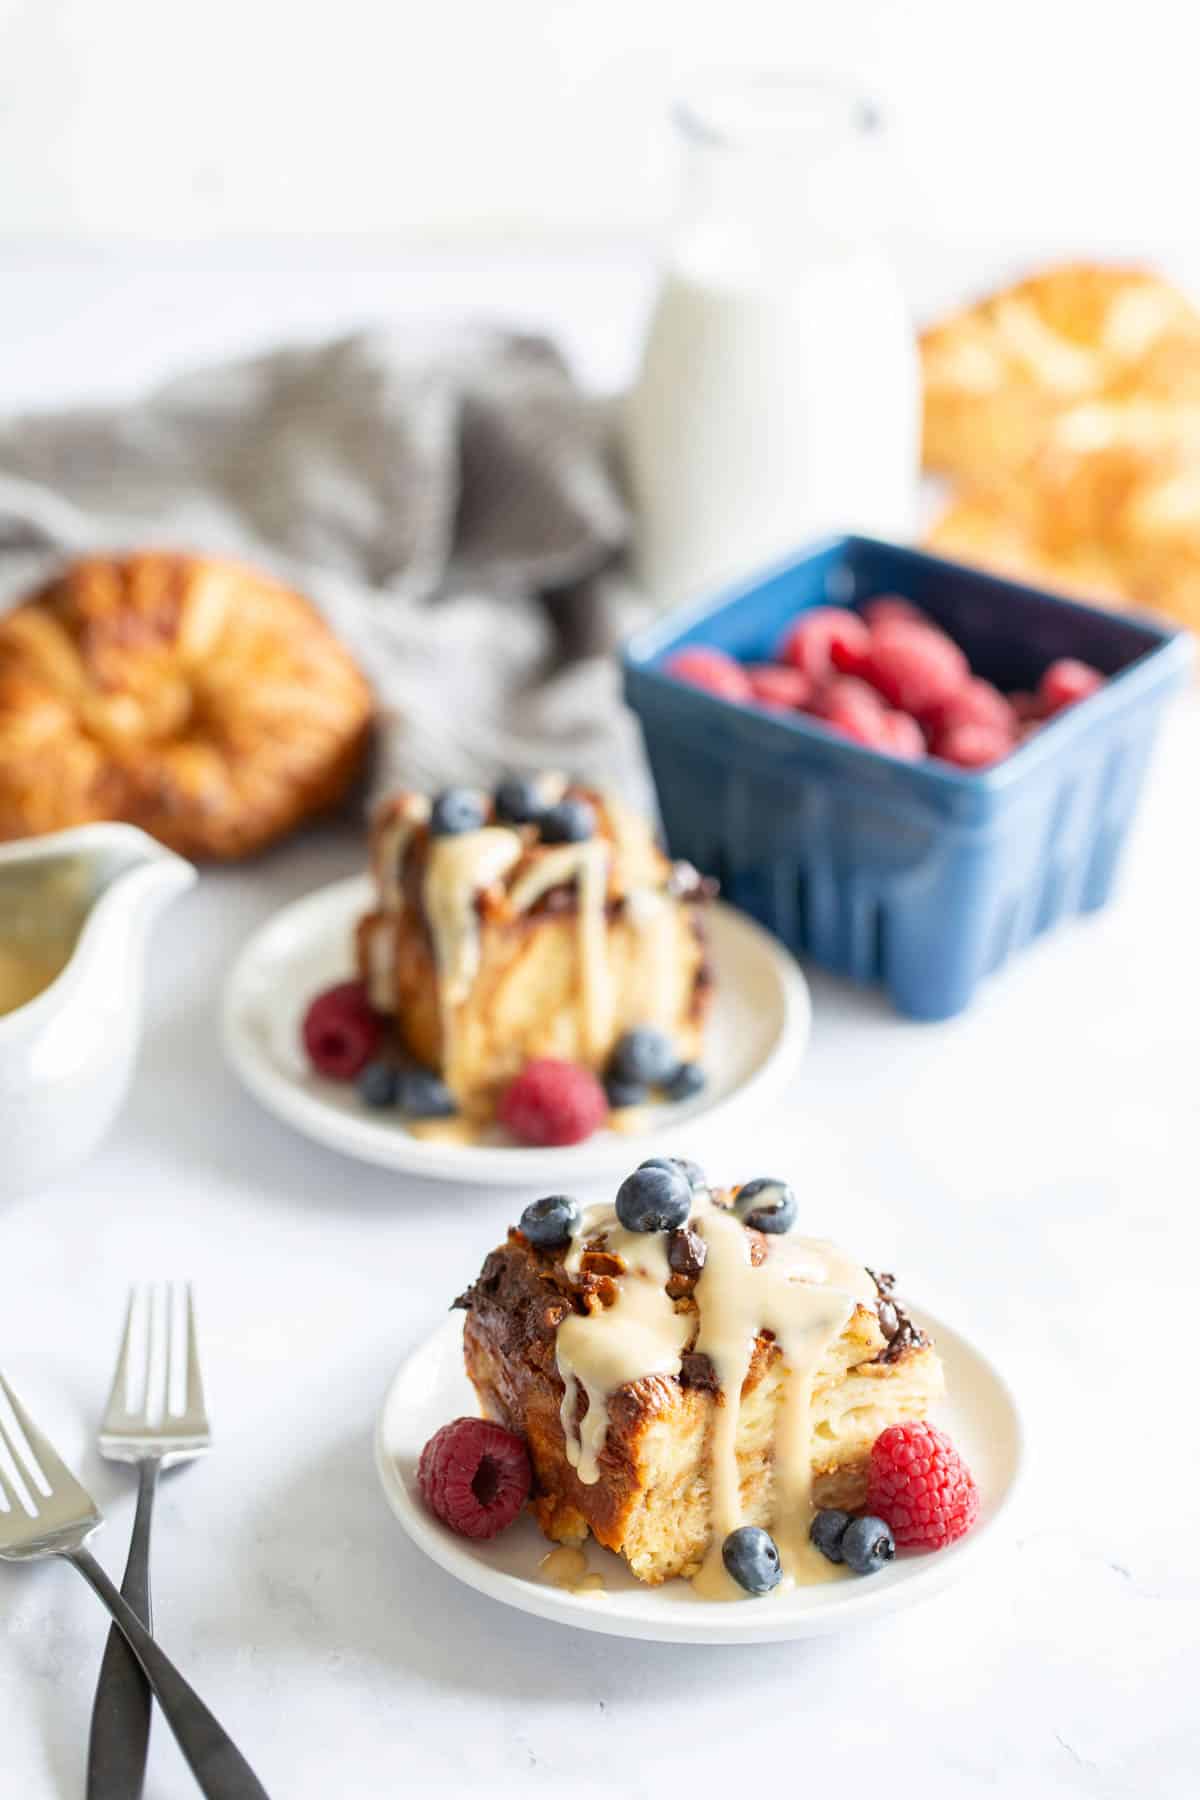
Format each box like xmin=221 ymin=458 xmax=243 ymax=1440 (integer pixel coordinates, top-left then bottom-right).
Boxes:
xmin=671 ymin=79 xmax=885 ymax=279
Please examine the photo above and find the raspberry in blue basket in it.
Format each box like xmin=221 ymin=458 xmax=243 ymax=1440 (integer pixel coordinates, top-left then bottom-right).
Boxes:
xmin=664 ymin=646 xmax=753 ymax=703
xmin=840 ymin=1514 xmax=896 ymax=1575
xmin=396 ymin=1068 xmax=457 ymax=1118
xmin=747 ymin=664 xmax=813 ymax=712
xmin=722 ymin=1525 xmax=783 ymax=1595
xmin=494 ymin=776 xmax=547 ymax=827
xmin=1038 ymin=657 xmax=1105 ymax=716
xmin=615 ymin=1161 xmax=692 ymax=1233
xmin=936 ymin=721 xmax=1010 ymax=769
xmin=664 ymin=1062 xmax=706 ymax=1103
xmin=732 ymin=1177 xmax=797 ymax=1234
xmin=861 ymin=618 xmax=969 ymax=717
xmin=539 ymin=797 xmax=596 ymax=844
xmin=876 ymin=710 xmax=926 ymax=761
xmin=605 ymin=1074 xmax=648 ymax=1110
xmin=356 ymin=1060 xmax=398 ymax=1108
xmin=418 ymin=1417 xmax=531 ymax=1540
xmin=518 ymin=1192 xmax=581 ymax=1249
xmin=430 ymin=787 xmax=488 ymax=836
xmin=498 ymin=1059 xmax=607 ymax=1146
xmin=778 ymin=607 xmax=871 ymax=683
xmin=609 ymin=1027 xmax=679 ymax=1088
xmin=809 ymin=1508 xmax=851 ymax=1564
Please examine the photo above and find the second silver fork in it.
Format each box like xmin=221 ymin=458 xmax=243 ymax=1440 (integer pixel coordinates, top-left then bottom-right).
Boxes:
xmin=88 ymin=1283 xmax=211 ymax=1800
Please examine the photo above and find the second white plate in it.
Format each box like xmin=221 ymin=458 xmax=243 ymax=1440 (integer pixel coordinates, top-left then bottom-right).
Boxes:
xmin=222 ymin=877 xmax=811 ymax=1185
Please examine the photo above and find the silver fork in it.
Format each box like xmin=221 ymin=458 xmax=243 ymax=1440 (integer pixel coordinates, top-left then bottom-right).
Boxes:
xmin=0 ymin=1370 xmax=268 ymax=1799
xmin=89 ymin=1283 xmax=211 ymax=1800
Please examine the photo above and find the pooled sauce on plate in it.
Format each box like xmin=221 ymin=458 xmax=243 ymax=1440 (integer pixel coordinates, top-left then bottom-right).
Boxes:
xmin=538 ymin=1545 xmax=606 ymax=1594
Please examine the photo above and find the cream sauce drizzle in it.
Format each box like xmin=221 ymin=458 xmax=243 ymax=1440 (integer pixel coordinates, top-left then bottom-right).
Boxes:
xmin=509 ymin=839 xmax=615 ymax=1061
xmin=555 ymin=1193 xmax=876 ymax=1598
xmin=557 ymin=1215 xmax=690 ymax=1484
xmin=422 ymin=827 xmax=524 ymax=1060
xmin=372 ymin=793 xmax=430 ymax=911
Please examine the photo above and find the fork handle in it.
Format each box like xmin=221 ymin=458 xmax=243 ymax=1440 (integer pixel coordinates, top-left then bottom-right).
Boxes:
xmin=87 ymin=1459 xmax=158 ymax=1799
xmin=66 ymin=1547 xmax=270 ymax=1800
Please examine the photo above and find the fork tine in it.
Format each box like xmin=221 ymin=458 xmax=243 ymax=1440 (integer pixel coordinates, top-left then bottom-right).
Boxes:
xmin=103 ymin=1285 xmax=141 ymax=1424
xmin=0 ymin=1425 xmax=26 ymax=1515
xmin=0 ymin=1371 xmax=71 ymax=1498
xmin=182 ymin=1283 xmax=206 ymax=1422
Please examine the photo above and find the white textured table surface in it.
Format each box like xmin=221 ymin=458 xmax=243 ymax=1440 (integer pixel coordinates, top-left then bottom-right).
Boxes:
xmin=2 ymin=252 xmax=1199 ymax=1799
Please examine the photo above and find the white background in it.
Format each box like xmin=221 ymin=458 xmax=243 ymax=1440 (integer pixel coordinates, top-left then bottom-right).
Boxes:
xmin=0 ymin=0 xmax=1197 ymax=253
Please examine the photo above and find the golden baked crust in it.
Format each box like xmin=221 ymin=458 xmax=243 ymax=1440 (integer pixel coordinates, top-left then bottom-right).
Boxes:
xmin=357 ymin=786 xmax=711 ymax=1119
xmin=0 ymin=553 xmax=373 ymax=857
xmin=921 ymin=262 xmax=1200 ymax=492
xmin=459 ymin=1222 xmax=943 ymax=1585
xmin=920 ymin=263 xmax=1200 ymax=629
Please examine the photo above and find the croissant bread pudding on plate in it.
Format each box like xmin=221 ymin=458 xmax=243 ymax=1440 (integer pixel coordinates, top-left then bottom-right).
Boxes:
xmin=299 ymin=778 xmax=712 ymax=1145
xmin=0 ymin=552 xmax=373 ymax=857
xmin=418 ymin=1161 xmax=978 ymax=1600
xmin=920 ymin=262 xmax=1200 ymax=629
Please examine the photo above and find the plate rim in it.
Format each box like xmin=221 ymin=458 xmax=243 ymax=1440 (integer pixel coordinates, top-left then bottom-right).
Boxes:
xmin=221 ymin=875 xmax=812 ymax=1185
xmin=373 ymin=1309 xmax=1026 ymax=1645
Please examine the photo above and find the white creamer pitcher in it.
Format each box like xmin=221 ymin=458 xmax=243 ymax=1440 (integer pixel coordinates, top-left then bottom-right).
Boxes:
xmin=625 ymin=75 xmax=920 ymax=605
xmin=0 ymin=824 xmax=195 ymax=1200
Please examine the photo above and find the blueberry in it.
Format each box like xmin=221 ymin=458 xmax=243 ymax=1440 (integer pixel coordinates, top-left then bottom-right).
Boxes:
xmin=732 ymin=1177 xmax=797 ymax=1235
xmin=430 ymin=788 xmax=487 ymax=836
xmin=664 ymin=1062 xmax=706 ymax=1103
xmin=639 ymin=1155 xmax=707 ymax=1192
xmin=605 ymin=1075 xmax=648 ymax=1110
xmin=840 ymin=1514 xmax=895 ymax=1575
xmin=722 ymin=1525 xmax=782 ymax=1595
xmin=539 ymin=797 xmax=596 ymax=844
xmin=396 ymin=1068 xmax=457 ymax=1118
xmin=518 ymin=1193 xmax=581 ymax=1249
xmin=609 ymin=1028 xmax=680 ymax=1088
xmin=809 ymin=1508 xmax=850 ymax=1564
xmin=494 ymin=776 xmax=546 ymax=827
xmin=615 ymin=1162 xmax=692 ymax=1233
xmin=356 ymin=1060 xmax=398 ymax=1108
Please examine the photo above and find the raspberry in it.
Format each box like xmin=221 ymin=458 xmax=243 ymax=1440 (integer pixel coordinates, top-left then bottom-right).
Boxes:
xmin=922 ymin=678 xmax=1016 ymax=749
xmin=866 ymin=1421 xmax=980 ymax=1550
xmin=810 ymin=675 xmax=887 ymax=746
xmin=936 ymin=721 xmax=1012 ymax=769
xmin=418 ymin=1417 xmax=531 ymax=1539
xmin=746 ymin=663 xmax=814 ymax=711
xmin=498 ymin=1058 xmax=608 ymax=1146
xmin=302 ymin=981 xmax=382 ymax=1080
xmin=1038 ymin=657 xmax=1105 ymax=715
xmin=1008 ymin=689 xmax=1043 ymax=723
xmin=875 ymin=709 xmax=926 ymax=761
xmin=664 ymin=647 xmax=753 ymax=703
xmin=862 ymin=595 xmax=927 ymax=630
xmin=778 ymin=608 xmax=871 ymax=682
xmin=862 ymin=619 xmax=970 ymax=716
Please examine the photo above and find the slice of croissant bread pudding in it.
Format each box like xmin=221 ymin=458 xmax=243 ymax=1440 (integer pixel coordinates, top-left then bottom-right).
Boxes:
xmin=355 ymin=778 xmax=711 ymax=1126
xmin=455 ymin=1161 xmax=949 ymax=1598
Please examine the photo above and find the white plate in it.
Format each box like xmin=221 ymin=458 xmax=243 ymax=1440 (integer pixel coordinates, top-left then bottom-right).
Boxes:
xmin=374 ymin=1310 xmax=1024 ymax=1645
xmin=222 ymin=877 xmax=810 ymax=1185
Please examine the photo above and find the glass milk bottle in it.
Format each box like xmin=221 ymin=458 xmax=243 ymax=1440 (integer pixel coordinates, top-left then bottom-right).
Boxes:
xmin=625 ymin=77 xmax=919 ymax=604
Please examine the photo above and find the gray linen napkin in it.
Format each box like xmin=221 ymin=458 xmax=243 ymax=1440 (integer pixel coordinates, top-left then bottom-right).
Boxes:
xmin=0 ymin=323 xmax=656 ymax=809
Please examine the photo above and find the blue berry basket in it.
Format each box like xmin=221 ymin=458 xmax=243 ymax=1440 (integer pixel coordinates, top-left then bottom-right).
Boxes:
xmin=622 ymin=535 xmax=1193 ymax=1020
